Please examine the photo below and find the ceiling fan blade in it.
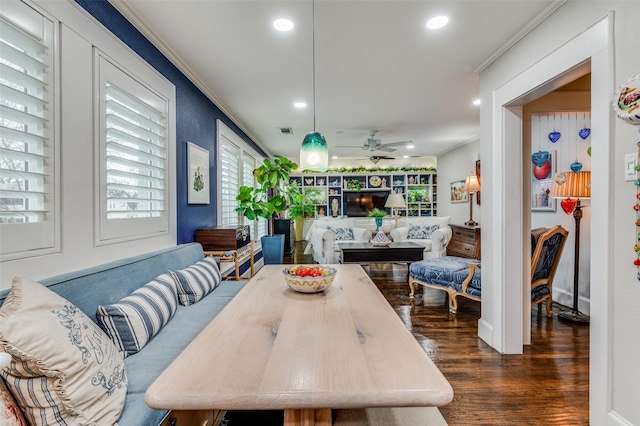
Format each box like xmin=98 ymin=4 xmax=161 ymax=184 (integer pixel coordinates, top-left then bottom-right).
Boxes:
xmin=382 ymin=140 xmax=413 ymax=147
xmin=376 ymin=146 xmax=395 ymax=153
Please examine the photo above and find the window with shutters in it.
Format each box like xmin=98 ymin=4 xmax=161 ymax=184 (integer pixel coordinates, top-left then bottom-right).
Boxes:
xmin=96 ymin=52 xmax=173 ymax=243
xmin=0 ymin=4 xmax=57 ymax=259
xmin=217 ymin=120 xmax=267 ymax=241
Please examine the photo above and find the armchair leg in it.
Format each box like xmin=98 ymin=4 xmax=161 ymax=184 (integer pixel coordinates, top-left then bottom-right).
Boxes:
xmin=545 ymin=299 xmax=553 ymax=317
xmin=409 ymin=279 xmax=416 ymax=299
xmin=448 ymin=289 xmax=458 ymax=314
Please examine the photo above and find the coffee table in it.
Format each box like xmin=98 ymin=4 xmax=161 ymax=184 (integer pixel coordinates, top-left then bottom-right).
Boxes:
xmin=145 ymin=264 xmax=452 ymax=425
xmin=340 ymin=241 xmax=425 ymax=264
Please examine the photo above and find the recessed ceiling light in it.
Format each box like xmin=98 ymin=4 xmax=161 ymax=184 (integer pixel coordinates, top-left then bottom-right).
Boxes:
xmin=332 ymin=155 xmax=338 ymax=159
xmin=294 ymin=101 xmax=307 ymax=108
xmin=426 ymin=16 xmax=448 ymax=30
xmin=407 ymin=144 xmax=415 ymax=149
xmin=403 ymin=155 xmax=409 ymax=159
xmin=273 ymin=18 xmax=294 ymax=32
xmin=473 ymin=98 xmax=481 ymax=106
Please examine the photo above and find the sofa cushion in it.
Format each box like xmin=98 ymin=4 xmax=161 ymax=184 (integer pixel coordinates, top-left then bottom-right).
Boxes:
xmin=170 ymin=256 xmax=222 ymax=306
xmin=0 ymin=353 xmax=26 ymax=426
xmin=0 ymin=277 xmax=127 ymax=426
xmin=119 ymin=280 xmax=246 ymax=426
xmin=328 ymin=226 xmax=355 ymax=241
xmin=407 ymin=224 xmax=440 ymax=239
xmin=399 ymin=216 xmax=450 ymax=228
xmin=96 ymin=273 xmax=179 ymax=358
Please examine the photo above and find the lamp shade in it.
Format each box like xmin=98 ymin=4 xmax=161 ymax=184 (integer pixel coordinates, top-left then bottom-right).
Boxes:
xmin=462 ymin=174 xmax=481 ymax=194
xmin=551 ymin=171 xmax=591 ymax=199
xmin=385 ymin=193 xmax=406 ymax=209
xmin=300 ymin=131 xmax=328 ymax=172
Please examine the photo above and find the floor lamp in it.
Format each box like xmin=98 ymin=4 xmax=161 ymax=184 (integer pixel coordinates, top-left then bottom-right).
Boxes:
xmin=385 ymin=193 xmax=406 ymax=228
xmin=462 ymin=174 xmax=480 ymax=227
xmin=551 ymin=171 xmax=591 ymax=324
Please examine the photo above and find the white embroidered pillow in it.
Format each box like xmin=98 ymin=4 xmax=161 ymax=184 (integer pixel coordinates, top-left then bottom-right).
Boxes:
xmin=0 ymin=277 xmax=127 ymax=426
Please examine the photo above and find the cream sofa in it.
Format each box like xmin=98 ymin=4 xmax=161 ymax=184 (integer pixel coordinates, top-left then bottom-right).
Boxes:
xmin=390 ymin=216 xmax=452 ymax=259
xmin=306 ymin=216 xmax=451 ymax=263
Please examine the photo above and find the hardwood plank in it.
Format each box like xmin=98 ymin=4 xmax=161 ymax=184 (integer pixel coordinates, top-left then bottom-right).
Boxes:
xmin=226 ymin=242 xmax=589 ymax=425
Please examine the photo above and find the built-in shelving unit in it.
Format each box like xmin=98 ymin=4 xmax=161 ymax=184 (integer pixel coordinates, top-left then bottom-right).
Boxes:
xmin=290 ymin=171 xmax=437 ymax=217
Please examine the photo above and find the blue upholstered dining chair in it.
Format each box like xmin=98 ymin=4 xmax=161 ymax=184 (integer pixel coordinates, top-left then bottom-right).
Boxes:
xmin=409 ymin=225 xmax=568 ymax=315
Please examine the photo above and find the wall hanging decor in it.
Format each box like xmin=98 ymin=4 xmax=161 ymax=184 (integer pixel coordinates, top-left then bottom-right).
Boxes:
xmin=532 ymin=150 xmax=556 ymax=212
xmin=612 ymin=74 xmax=640 ymax=279
xmin=612 ymin=73 xmax=640 ymax=124
xmin=187 ymin=142 xmax=210 ymax=204
xmin=579 ymin=113 xmax=591 ymax=139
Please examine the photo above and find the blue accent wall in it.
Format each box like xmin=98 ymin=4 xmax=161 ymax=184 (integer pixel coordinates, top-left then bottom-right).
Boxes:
xmin=76 ymin=0 xmax=267 ymax=244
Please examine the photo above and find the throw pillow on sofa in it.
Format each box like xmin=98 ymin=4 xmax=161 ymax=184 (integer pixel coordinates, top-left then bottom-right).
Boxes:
xmin=407 ymin=224 xmax=440 ymax=239
xmin=0 ymin=277 xmax=127 ymax=426
xmin=327 ymin=226 xmax=354 ymax=241
xmin=170 ymin=256 xmax=222 ymax=306
xmin=0 ymin=353 xmax=27 ymax=426
xmin=96 ymin=272 xmax=179 ymax=357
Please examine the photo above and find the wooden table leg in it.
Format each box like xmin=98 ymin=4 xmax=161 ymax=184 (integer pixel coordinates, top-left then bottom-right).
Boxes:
xmin=284 ymin=408 xmax=331 ymax=426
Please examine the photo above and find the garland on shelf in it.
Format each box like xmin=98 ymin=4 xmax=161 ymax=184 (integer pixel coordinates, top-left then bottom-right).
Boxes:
xmin=302 ymin=166 xmax=437 ymax=174
xmin=635 ymin=141 xmax=640 ymax=279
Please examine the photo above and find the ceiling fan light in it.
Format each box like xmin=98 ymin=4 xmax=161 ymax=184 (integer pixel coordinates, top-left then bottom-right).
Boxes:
xmin=300 ymin=132 xmax=328 ymax=172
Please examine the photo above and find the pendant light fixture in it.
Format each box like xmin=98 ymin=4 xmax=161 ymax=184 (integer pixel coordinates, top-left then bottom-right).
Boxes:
xmin=300 ymin=0 xmax=328 ymax=172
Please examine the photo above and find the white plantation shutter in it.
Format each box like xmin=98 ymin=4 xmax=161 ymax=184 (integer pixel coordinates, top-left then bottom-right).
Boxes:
xmin=97 ymin=53 xmax=170 ymax=242
xmin=219 ymin=137 xmax=239 ymax=227
xmin=0 ymin=4 xmax=57 ymax=258
xmin=217 ymin=120 xmax=267 ymax=240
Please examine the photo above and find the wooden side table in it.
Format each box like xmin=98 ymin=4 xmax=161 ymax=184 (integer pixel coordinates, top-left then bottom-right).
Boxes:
xmin=205 ymin=240 xmax=255 ymax=280
xmin=447 ymin=224 xmax=481 ymax=259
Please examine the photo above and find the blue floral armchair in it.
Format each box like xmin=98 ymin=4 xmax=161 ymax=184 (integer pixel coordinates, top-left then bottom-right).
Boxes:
xmin=409 ymin=225 xmax=568 ymax=315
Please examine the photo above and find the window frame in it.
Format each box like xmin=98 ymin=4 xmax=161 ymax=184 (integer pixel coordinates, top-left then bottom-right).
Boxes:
xmin=0 ymin=1 xmax=60 ymax=261
xmin=216 ymin=120 xmax=267 ymax=241
xmin=94 ymin=49 xmax=175 ymax=245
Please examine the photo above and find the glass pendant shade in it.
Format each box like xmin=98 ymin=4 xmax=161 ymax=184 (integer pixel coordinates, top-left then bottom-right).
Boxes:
xmin=300 ymin=131 xmax=328 ymax=172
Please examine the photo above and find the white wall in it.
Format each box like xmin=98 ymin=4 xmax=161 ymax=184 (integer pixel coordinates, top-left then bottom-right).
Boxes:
xmin=480 ymin=2 xmax=639 ymax=424
xmin=437 ymin=140 xmax=481 ymax=224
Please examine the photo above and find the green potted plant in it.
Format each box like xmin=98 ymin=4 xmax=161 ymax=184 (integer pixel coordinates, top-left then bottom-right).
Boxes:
xmin=287 ymin=184 xmax=316 ymax=241
xmin=367 ymin=207 xmax=388 ymax=231
xmin=236 ymin=156 xmax=297 ymax=264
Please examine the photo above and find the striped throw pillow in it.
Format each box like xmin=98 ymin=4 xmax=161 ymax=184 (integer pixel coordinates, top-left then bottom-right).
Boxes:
xmin=0 ymin=277 xmax=127 ymax=425
xmin=96 ymin=273 xmax=178 ymax=357
xmin=170 ymin=256 xmax=222 ymax=306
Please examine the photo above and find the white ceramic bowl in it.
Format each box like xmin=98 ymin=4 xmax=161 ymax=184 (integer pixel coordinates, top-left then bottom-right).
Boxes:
xmin=282 ymin=266 xmax=337 ymax=293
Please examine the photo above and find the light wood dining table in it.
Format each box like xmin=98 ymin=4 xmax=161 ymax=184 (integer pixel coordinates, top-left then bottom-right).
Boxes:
xmin=145 ymin=264 xmax=453 ymax=425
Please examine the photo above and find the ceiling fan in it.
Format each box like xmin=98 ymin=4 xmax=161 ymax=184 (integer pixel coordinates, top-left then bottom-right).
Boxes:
xmin=336 ymin=130 xmax=413 ymax=153
xmin=368 ymin=155 xmax=395 ymax=164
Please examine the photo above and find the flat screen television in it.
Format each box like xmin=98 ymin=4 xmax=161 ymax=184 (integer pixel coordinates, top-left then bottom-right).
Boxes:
xmin=344 ymin=190 xmax=389 ymax=217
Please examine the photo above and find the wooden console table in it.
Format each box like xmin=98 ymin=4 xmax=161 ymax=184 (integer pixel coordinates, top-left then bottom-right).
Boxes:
xmin=447 ymin=224 xmax=481 ymax=259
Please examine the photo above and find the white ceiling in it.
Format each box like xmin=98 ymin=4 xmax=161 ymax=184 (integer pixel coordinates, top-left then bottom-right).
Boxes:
xmin=112 ymin=0 xmax=561 ymax=166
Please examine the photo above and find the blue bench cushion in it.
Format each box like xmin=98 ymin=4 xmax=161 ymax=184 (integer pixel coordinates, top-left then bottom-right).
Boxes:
xmin=117 ymin=280 xmax=246 ymax=426
xmin=410 ymin=257 xmax=482 ymax=297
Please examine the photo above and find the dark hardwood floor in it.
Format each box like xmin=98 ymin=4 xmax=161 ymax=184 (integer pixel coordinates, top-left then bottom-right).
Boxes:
xmin=225 ymin=242 xmax=589 ymax=425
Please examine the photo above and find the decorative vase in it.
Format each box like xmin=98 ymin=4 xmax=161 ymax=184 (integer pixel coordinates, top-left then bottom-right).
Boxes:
xmin=261 ymin=234 xmax=285 ymax=265
xmin=375 ymin=217 xmax=383 ymax=231
xmin=294 ymin=217 xmax=305 ymax=241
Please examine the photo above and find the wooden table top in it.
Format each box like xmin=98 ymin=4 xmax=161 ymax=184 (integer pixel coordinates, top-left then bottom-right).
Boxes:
xmin=145 ymin=264 xmax=453 ymax=412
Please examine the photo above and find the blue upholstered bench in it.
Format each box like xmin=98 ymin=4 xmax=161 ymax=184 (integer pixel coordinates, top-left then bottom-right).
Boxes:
xmin=409 ymin=225 xmax=568 ymax=315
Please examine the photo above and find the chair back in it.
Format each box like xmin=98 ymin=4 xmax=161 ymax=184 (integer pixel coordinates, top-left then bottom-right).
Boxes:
xmin=531 ymin=225 xmax=568 ymax=290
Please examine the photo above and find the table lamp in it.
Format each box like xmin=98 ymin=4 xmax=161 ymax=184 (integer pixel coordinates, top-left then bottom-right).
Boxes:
xmin=551 ymin=170 xmax=591 ymax=324
xmin=462 ymin=174 xmax=480 ymax=226
xmin=385 ymin=193 xmax=406 ymax=228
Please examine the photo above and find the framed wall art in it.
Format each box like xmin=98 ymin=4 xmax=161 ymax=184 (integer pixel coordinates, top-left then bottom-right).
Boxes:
xmin=450 ymin=180 xmax=468 ymax=203
xmin=187 ymin=142 xmax=210 ymax=204
xmin=531 ymin=150 xmax=556 ymax=212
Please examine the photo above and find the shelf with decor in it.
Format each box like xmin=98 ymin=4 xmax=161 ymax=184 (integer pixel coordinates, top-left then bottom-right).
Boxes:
xmin=290 ymin=171 xmax=437 ymax=218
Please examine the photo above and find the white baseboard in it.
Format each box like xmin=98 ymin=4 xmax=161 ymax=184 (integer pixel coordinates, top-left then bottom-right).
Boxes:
xmin=607 ymin=410 xmax=634 ymax=426
xmin=477 ymin=318 xmax=493 ymax=347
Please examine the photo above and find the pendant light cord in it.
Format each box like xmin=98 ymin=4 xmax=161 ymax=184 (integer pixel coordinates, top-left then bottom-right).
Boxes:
xmin=312 ymin=0 xmax=316 ymax=132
